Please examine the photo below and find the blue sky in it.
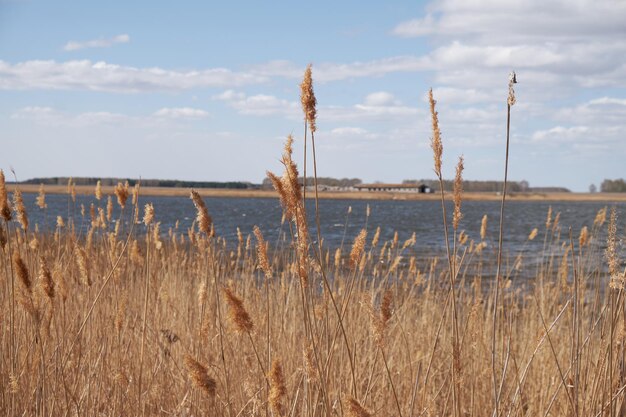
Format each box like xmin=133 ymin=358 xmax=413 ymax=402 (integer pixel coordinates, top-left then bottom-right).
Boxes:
xmin=1 ymin=0 xmax=625 ymax=191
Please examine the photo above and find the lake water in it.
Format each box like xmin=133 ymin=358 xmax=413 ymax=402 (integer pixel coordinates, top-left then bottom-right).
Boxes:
xmin=15 ymin=192 xmax=625 ymax=263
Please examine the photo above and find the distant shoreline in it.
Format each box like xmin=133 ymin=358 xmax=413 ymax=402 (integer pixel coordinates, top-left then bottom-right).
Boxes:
xmin=11 ymin=183 xmax=626 ymax=202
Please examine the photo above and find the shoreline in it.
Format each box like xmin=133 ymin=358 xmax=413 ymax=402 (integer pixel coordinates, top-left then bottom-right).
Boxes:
xmin=11 ymin=183 xmax=626 ymax=202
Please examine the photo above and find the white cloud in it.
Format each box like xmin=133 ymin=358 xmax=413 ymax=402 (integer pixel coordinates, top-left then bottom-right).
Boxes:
xmin=153 ymin=107 xmax=209 ymax=119
xmin=392 ymin=0 xmax=626 ymax=40
xmin=11 ymin=106 xmax=130 ymax=127
xmin=363 ymin=92 xmax=399 ymax=106
xmin=0 ymin=60 xmax=267 ymax=93
xmin=330 ymin=127 xmax=369 ymax=136
xmin=531 ymin=126 xmax=590 ymax=142
xmin=64 ymin=34 xmax=130 ymax=51
xmin=213 ymin=90 xmax=299 ymax=116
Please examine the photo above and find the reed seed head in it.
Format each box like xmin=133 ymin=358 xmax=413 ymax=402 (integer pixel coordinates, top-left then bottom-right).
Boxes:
xmin=13 ymin=249 xmax=31 ymax=292
xmin=223 ymin=287 xmax=254 ymax=333
xmin=190 ymin=190 xmax=213 ymax=236
xmin=143 ymin=203 xmax=154 ymax=226
xmin=350 ymin=229 xmax=367 ymax=270
xmin=0 ymin=170 xmax=11 ymax=221
xmin=115 ymin=181 xmax=129 ymax=209
xmin=508 ymin=71 xmax=517 ymax=107
xmin=13 ymin=190 xmax=28 ymax=231
xmin=429 ymin=89 xmax=443 ymax=178
xmin=37 ymin=256 xmax=54 ymax=299
xmin=579 ymin=226 xmax=589 ymax=247
xmin=36 ymin=184 xmax=47 ymax=209
xmin=453 ymin=155 xmax=464 ymax=230
xmin=253 ymin=226 xmax=272 ymax=279
xmin=528 ymin=228 xmax=538 ymax=241
xmin=95 ymin=180 xmax=102 ymax=200
xmin=184 ymin=355 xmax=217 ymax=397
xmin=268 ymin=359 xmax=287 ymax=415
xmin=346 ymin=397 xmax=373 ymax=417
xmin=606 ymin=207 xmax=622 ymax=289
xmin=300 ymin=64 xmax=317 ymax=133
xmin=480 ymin=215 xmax=488 ymax=240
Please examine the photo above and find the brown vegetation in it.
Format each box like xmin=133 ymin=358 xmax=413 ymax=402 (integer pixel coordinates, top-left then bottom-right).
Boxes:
xmin=1 ymin=69 xmax=625 ymax=417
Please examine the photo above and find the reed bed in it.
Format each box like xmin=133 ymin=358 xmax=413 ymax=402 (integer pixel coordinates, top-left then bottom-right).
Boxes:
xmin=1 ymin=70 xmax=625 ymax=417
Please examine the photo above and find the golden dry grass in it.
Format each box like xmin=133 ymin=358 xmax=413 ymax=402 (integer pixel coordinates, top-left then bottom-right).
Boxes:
xmin=2 ymin=68 xmax=626 ymax=417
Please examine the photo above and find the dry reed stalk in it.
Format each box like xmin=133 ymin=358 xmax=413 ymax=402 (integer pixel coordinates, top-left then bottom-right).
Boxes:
xmin=95 ymin=180 xmax=102 ymax=200
xmin=139 ymin=202 xmax=154 ymax=416
xmin=492 ymin=71 xmax=517 ymax=417
xmin=428 ymin=88 xmax=462 ymax=417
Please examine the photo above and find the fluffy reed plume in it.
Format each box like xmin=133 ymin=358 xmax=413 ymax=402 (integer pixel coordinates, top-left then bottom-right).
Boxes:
xmin=190 ymin=190 xmax=212 ymax=236
xmin=428 ymin=89 xmax=443 ymax=178
xmin=579 ymin=226 xmax=589 ymax=247
xmin=37 ymin=256 xmax=54 ymax=299
xmin=115 ymin=181 xmax=129 ymax=209
xmin=300 ymin=64 xmax=317 ymax=133
xmin=183 ymin=355 xmax=217 ymax=397
xmin=223 ymin=287 xmax=254 ymax=333
xmin=480 ymin=215 xmax=488 ymax=240
xmin=95 ymin=180 xmax=102 ymax=200
xmin=453 ymin=156 xmax=464 ymax=230
xmin=545 ymin=206 xmax=552 ymax=229
xmin=0 ymin=169 xmax=11 ymax=221
xmin=508 ymin=71 xmax=517 ymax=107
xmin=606 ymin=208 xmax=622 ymax=289
xmin=268 ymin=135 xmax=303 ymax=223
xmin=130 ymin=239 xmax=144 ymax=265
xmin=372 ymin=289 xmax=393 ymax=347
xmin=13 ymin=249 xmax=31 ymax=292
xmin=75 ymin=244 xmax=92 ymax=286
xmin=594 ymin=207 xmax=607 ymax=226
xmin=106 ymin=196 xmax=113 ymax=222
xmin=13 ymin=189 xmax=28 ymax=231
xmin=346 ymin=397 xmax=373 ymax=417
xmin=268 ymin=359 xmax=287 ymax=415
xmin=350 ymin=229 xmax=367 ymax=270
xmin=143 ymin=203 xmax=154 ymax=226
xmin=303 ymin=345 xmax=319 ymax=382
xmin=253 ymin=226 xmax=272 ymax=279
xmin=36 ymin=184 xmax=47 ymax=209
xmin=67 ymin=177 xmax=75 ymax=201
xmin=528 ymin=228 xmax=538 ymax=240
xmin=371 ymin=226 xmax=381 ymax=247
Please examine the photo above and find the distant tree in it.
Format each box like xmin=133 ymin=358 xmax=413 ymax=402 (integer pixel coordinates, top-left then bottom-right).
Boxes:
xmin=519 ymin=180 xmax=529 ymax=192
xmin=601 ymin=179 xmax=626 ymax=192
xmin=589 ymin=184 xmax=597 ymax=193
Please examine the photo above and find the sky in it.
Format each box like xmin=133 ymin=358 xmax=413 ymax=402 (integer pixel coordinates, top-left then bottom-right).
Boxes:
xmin=1 ymin=0 xmax=625 ymax=192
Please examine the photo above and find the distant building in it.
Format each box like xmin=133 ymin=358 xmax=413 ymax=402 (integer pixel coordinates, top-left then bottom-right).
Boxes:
xmin=354 ymin=183 xmax=433 ymax=193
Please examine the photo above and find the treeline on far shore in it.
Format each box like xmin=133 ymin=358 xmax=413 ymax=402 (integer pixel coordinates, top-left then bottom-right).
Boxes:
xmin=20 ymin=176 xmax=626 ymax=193
xmin=600 ymin=179 xmax=626 ymax=192
xmin=21 ymin=177 xmax=254 ymax=189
